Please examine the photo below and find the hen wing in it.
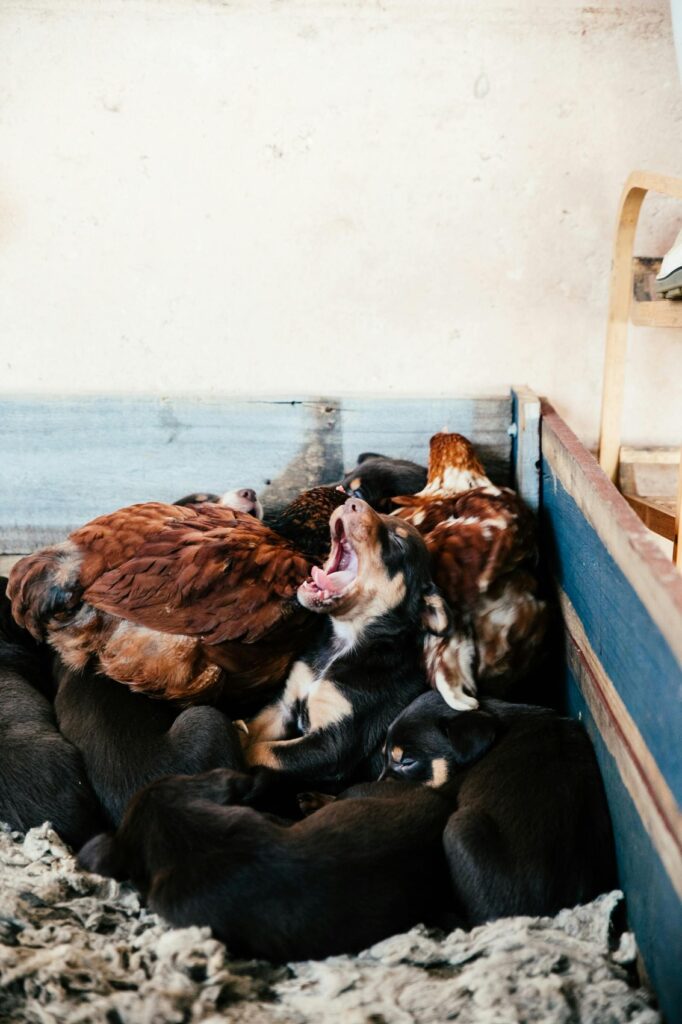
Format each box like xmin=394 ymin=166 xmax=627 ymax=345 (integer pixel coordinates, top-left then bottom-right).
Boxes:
xmin=72 ymin=502 xmax=198 ymax=587
xmin=397 ymin=487 xmax=537 ymax=607
xmin=83 ymin=504 xmax=311 ymax=644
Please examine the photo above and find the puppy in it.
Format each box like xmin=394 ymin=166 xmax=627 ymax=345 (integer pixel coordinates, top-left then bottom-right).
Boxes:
xmin=340 ymin=452 xmax=427 ymax=512
xmin=0 ymin=583 xmax=104 ymax=846
xmin=78 ymin=766 xmax=455 ymax=961
xmin=54 ymin=660 xmax=247 ymax=825
xmin=174 ymin=487 xmax=263 ymax=518
xmin=383 ymin=691 xmax=616 ymax=922
xmin=241 ymin=497 xmax=450 ymax=792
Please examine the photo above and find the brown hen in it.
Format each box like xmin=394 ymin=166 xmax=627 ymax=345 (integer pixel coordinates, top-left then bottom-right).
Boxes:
xmin=8 ymin=501 xmax=318 ymax=710
xmin=393 ymin=433 xmax=547 ymax=709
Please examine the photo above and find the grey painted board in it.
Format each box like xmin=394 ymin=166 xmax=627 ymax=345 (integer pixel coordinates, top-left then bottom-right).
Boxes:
xmin=0 ymin=395 xmax=511 ymax=552
xmin=511 ymin=387 xmax=541 ymax=511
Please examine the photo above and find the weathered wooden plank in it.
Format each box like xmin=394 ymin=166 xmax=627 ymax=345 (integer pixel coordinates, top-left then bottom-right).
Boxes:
xmin=542 ymin=402 xmax=682 ymax=1019
xmin=564 ymin=657 xmax=682 ymax=1024
xmin=559 ymin=589 xmax=681 ymax=902
xmin=541 ymin=448 xmax=682 ymax=804
xmin=0 ymin=395 xmax=511 ymax=552
xmin=340 ymin=396 xmax=511 ymax=485
xmin=510 ymin=386 xmax=540 ymax=511
xmin=542 ymin=401 xmax=682 ymax=670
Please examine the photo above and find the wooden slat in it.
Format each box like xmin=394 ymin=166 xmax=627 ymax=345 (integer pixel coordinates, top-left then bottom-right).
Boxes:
xmin=543 ymin=401 xmax=682 ymax=669
xmin=559 ymin=589 xmax=682 ymax=901
xmin=564 ymin=657 xmax=682 ymax=1024
xmin=510 ymin=386 xmax=540 ymax=511
xmin=0 ymin=395 xmax=511 ymax=552
xmin=623 ymin=495 xmax=676 ymax=543
xmin=543 ymin=403 xmax=682 ymax=1021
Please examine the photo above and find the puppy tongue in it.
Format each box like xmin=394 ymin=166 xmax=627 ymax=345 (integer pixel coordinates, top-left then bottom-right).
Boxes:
xmin=311 ymin=564 xmax=351 ymax=594
xmin=311 ymin=565 xmax=332 ymax=590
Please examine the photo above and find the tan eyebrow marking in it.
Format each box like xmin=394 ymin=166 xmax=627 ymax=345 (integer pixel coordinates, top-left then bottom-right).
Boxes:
xmin=395 ymin=526 xmax=409 ymax=538
xmin=427 ymin=757 xmax=449 ymax=788
xmin=391 ymin=745 xmax=403 ymax=761
xmin=350 ymin=477 xmax=361 ymax=490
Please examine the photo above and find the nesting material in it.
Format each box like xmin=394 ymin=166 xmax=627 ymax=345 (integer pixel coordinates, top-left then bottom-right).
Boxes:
xmin=0 ymin=823 xmax=659 ymax=1024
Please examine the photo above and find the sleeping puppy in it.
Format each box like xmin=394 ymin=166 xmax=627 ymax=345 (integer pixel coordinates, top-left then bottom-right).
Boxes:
xmin=383 ymin=692 xmax=616 ymax=922
xmin=78 ymin=766 xmax=455 ymax=961
xmin=173 ymin=487 xmax=263 ymax=518
xmin=54 ymin=660 xmax=247 ymax=826
xmin=340 ymin=453 xmax=427 ymax=512
xmin=0 ymin=589 xmax=105 ymax=847
xmin=241 ymin=497 xmax=450 ymax=793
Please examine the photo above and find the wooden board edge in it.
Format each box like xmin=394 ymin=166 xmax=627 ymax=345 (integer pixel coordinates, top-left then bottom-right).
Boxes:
xmin=559 ymin=588 xmax=682 ymax=903
xmin=511 ymin=386 xmax=540 ymax=511
xmin=541 ymin=400 xmax=682 ymax=666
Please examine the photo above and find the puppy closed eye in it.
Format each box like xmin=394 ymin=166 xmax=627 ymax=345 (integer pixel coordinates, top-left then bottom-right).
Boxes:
xmin=390 ymin=748 xmax=417 ymax=770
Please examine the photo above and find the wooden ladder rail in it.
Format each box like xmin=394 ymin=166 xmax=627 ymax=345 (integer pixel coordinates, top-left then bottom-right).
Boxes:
xmin=598 ymin=170 xmax=682 ymax=567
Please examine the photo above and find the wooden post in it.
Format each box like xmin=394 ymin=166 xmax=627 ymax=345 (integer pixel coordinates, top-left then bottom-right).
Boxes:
xmin=598 ymin=171 xmax=682 ymax=485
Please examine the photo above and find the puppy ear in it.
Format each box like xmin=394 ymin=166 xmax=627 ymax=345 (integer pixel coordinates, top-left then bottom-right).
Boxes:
xmin=78 ymin=832 xmax=124 ymax=879
xmin=421 ymin=585 xmax=452 ymax=637
xmin=445 ymin=711 xmax=497 ymax=767
xmin=356 ymin=452 xmax=383 ymax=464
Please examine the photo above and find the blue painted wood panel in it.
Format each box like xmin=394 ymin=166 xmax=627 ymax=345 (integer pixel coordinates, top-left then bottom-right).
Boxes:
xmin=0 ymin=395 xmax=511 ymax=551
xmin=565 ymin=664 xmax=682 ymax=1024
xmin=542 ymin=457 xmax=682 ymax=806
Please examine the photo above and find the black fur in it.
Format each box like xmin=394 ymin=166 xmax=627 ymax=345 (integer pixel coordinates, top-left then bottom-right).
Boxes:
xmin=0 ymin=584 xmax=104 ymax=846
xmin=78 ymin=767 xmax=455 ymax=961
xmin=54 ymin=661 xmax=247 ymax=826
xmin=243 ymin=509 xmax=450 ymax=801
xmin=383 ymin=691 xmax=617 ymax=922
xmin=341 ymin=453 xmax=427 ymax=511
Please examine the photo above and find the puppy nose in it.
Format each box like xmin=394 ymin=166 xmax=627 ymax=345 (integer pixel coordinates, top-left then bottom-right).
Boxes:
xmin=238 ymin=488 xmax=257 ymax=503
xmin=344 ymin=497 xmax=368 ymax=514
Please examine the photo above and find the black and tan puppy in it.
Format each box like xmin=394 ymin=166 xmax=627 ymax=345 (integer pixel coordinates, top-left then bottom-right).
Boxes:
xmin=0 ymin=579 xmax=104 ymax=846
xmin=79 ymin=766 xmax=455 ymax=961
xmin=54 ymin=661 xmax=247 ymax=826
xmin=340 ymin=452 xmax=427 ymax=512
xmin=241 ymin=497 xmax=450 ymax=792
xmin=383 ymin=691 xmax=616 ymax=922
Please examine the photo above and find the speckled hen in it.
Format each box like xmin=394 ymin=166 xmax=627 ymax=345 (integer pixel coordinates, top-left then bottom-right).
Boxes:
xmin=392 ymin=432 xmax=547 ymax=709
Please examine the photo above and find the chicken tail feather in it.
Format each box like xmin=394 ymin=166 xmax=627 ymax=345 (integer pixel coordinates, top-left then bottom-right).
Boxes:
xmin=7 ymin=541 xmax=84 ymax=640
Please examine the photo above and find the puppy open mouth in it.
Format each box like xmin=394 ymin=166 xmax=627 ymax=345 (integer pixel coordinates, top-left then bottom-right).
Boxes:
xmin=299 ymin=518 xmax=359 ymax=607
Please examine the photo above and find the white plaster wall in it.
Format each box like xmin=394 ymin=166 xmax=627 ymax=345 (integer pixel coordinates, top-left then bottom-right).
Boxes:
xmin=0 ymin=0 xmax=680 ymax=446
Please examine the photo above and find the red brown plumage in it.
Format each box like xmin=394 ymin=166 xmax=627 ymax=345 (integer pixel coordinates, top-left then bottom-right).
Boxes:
xmin=393 ymin=433 xmax=547 ymax=708
xmin=8 ymin=500 xmax=319 ymax=708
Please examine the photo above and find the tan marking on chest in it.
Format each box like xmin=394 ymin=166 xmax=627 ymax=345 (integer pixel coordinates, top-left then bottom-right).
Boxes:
xmin=427 ymin=757 xmax=450 ymax=788
xmin=245 ymin=741 xmax=281 ymax=769
xmin=306 ymin=678 xmax=353 ymax=732
xmin=282 ymin=660 xmax=315 ymax=702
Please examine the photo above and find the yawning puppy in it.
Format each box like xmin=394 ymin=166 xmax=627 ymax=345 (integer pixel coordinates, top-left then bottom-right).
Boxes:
xmin=241 ymin=498 xmax=450 ymax=790
xmin=383 ymin=691 xmax=616 ymax=922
